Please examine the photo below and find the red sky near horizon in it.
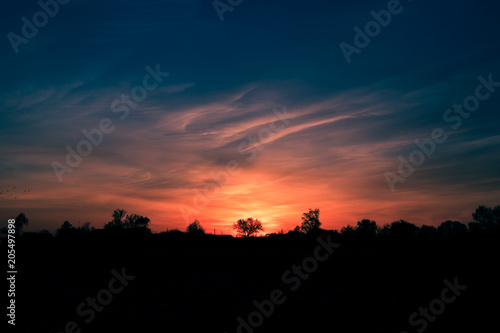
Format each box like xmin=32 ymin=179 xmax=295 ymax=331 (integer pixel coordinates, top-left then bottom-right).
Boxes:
xmin=2 ymin=90 xmax=497 ymax=235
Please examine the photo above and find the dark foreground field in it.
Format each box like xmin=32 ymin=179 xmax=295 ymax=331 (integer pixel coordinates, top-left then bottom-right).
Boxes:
xmin=6 ymin=233 xmax=500 ymax=333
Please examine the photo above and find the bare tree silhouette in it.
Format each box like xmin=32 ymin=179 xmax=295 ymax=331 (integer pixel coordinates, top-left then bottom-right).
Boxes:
xmin=233 ymin=218 xmax=264 ymax=237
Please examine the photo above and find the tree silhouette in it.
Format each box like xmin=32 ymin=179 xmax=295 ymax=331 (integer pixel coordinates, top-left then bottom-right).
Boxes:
xmin=494 ymin=205 xmax=500 ymax=225
xmin=186 ymin=219 xmax=205 ymax=234
xmin=233 ymin=218 xmax=264 ymax=237
xmin=418 ymin=225 xmax=437 ymax=241
xmin=15 ymin=213 xmax=29 ymax=235
xmin=471 ymin=205 xmax=500 ymax=231
xmin=472 ymin=205 xmax=493 ymax=230
xmin=61 ymin=221 xmax=73 ymax=229
xmin=79 ymin=222 xmax=94 ymax=232
xmin=385 ymin=219 xmax=419 ymax=240
xmin=105 ymin=209 xmax=150 ymax=230
xmin=105 ymin=209 xmax=127 ymax=229
xmin=289 ymin=225 xmax=302 ymax=234
xmin=355 ymin=219 xmax=378 ymax=238
xmin=340 ymin=225 xmax=355 ymax=236
xmin=300 ymin=208 xmax=321 ymax=233
xmin=437 ymin=220 xmax=467 ymax=239
xmin=124 ymin=214 xmax=151 ymax=229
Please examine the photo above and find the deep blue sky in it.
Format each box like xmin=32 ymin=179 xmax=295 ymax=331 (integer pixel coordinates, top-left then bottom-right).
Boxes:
xmin=1 ymin=0 xmax=499 ymax=233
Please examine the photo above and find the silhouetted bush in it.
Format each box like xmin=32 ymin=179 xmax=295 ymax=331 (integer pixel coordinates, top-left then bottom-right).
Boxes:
xmin=186 ymin=219 xmax=205 ymax=235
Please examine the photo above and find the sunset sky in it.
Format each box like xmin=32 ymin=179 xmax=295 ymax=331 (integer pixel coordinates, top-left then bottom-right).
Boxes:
xmin=1 ymin=0 xmax=499 ymax=234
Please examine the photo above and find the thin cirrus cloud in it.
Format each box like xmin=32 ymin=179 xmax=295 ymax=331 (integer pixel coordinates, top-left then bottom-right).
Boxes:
xmin=0 ymin=78 xmax=490 ymax=234
xmin=1 ymin=70 xmax=500 ymax=234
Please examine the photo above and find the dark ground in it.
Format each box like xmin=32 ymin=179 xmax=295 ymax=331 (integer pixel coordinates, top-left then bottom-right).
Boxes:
xmin=4 ymin=233 xmax=500 ymax=333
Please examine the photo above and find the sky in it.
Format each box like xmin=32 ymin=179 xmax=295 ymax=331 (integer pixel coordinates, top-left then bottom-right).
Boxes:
xmin=0 ymin=0 xmax=499 ymax=234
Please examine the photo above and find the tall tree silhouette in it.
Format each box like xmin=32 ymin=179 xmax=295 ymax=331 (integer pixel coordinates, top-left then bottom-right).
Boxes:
xmin=494 ymin=205 xmax=500 ymax=223
xmin=472 ymin=205 xmax=493 ymax=229
xmin=233 ymin=218 xmax=264 ymax=237
xmin=471 ymin=205 xmax=500 ymax=231
xmin=105 ymin=209 xmax=127 ymax=229
xmin=15 ymin=213 xmax=29 ymax=235
xmin=300 ymin=208 xmax=321 ymax=233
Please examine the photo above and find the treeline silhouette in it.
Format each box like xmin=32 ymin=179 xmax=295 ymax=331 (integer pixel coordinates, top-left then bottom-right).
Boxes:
xmin=8 ymin=206 xmax=500 ymax=333
xmin=5 ymin=205 xmax=500 ymax=250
